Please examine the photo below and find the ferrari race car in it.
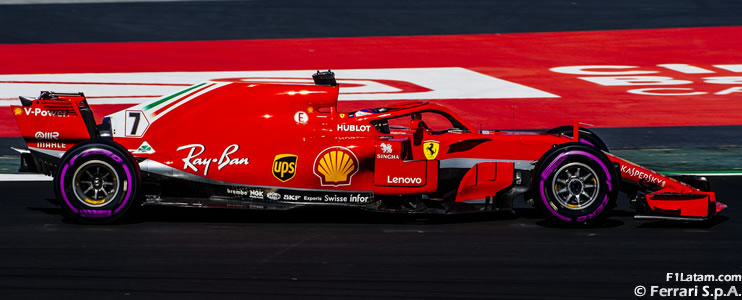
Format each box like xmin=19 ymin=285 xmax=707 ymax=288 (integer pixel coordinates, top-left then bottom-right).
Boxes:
xmin=11 ymin=71 xmax=727 ymax=224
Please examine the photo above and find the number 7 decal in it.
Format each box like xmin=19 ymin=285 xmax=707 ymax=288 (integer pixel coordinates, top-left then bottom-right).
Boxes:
xmin=128 ymin=112 xmax=140 ymax=135
xmin=124 ymin=110 xmax=150 ymax=137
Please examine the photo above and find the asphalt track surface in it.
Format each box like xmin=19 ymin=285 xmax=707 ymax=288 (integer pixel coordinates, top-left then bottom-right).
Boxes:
xmin=0 ymin=178 xmax=739 ymax=299
xmin=2 ymin=0 xmax=742 ymax=299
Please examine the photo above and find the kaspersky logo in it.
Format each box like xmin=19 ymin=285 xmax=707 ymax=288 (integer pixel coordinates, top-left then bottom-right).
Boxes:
xmin=313 ymin=146 xmax=359 ymax=187
xmin=272 ymin=154 xmax=297 ymax=182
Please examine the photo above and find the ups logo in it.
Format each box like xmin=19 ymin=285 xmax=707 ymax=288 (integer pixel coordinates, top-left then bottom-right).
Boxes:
xmin=273 ymin=154 xmax=298 ymax=182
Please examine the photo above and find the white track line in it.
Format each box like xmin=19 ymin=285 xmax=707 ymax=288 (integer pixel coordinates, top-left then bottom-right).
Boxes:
xmin=0 ymin=174 xmax=52 ymax=181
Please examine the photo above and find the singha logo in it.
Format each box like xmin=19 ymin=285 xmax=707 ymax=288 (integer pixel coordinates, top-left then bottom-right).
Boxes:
xmin=381 ymin=143 xmax=392 ymax=154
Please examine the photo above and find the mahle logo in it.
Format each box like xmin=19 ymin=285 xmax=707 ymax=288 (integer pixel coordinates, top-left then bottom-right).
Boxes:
xmin=272 ymin=154 xmax=297 ymax=182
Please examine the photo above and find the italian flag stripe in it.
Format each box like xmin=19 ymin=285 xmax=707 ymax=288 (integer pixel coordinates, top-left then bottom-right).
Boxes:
xmin=152 ymin=82 xmax=216 ymax=117
xmin=144 ymin=82 xmax=207 ymax=111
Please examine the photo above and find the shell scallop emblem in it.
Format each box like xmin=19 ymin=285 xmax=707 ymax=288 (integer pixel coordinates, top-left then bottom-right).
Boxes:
xmin=313 ymin=146 xmax=359 ymax=186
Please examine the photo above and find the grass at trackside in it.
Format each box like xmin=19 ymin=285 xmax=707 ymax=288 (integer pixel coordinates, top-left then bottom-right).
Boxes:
xmin=0 ymin=147 xmax=740 ymax=175
xmin=611 ymin=147 xmax=742 ymax=174
xmin=0 ymin=156 xmax=18 ymax=174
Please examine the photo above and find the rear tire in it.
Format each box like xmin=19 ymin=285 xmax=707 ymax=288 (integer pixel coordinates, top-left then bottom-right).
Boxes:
xmin=53 ymin=140 xmax=140 ymax=224
xmin=533 ymin=143 xmax=618 ymax=224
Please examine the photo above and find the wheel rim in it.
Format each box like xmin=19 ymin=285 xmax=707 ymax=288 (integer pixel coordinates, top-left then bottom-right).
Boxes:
xmin=551 ymin=162 xmax=600 ymax=210
xmin=72 ymin=160 xmax=120 ymax=207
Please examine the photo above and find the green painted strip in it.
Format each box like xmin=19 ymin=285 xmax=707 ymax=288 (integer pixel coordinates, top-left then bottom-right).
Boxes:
xmin=144 ymin=83 xmax=206 ymax=111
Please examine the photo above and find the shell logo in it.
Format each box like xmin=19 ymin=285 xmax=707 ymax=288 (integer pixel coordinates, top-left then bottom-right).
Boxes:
xmin=313 ymin=146 xmax=359 ymax=187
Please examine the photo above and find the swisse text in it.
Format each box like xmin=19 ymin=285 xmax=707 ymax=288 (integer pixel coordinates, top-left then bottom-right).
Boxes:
xmin=178 ymin=144 xmax=249 ymax=176
xmin=337 ymin=124 xmax=371 ymax=132
xmin=322 ymin=194 xmax=370 ymax=203
xmin=387 ymin=176 xmax=423 ymax=185
xmin=24 ymin=107 xmax=69 ymax=117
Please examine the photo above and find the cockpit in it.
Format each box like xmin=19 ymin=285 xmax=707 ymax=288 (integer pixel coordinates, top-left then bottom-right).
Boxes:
xmin=368 ymin=110 xmax=471 ymax=135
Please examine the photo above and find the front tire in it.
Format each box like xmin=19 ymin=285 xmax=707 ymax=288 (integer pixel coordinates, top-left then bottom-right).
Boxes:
xmin=533 ymin=143 xmax=618 ymax=223
xmin=54 ymin=140 xmax=140 ymax=224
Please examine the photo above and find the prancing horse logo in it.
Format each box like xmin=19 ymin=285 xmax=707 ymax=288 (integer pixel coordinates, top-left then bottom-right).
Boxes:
xmin=423 ymin=140 xmax=439 ymax=160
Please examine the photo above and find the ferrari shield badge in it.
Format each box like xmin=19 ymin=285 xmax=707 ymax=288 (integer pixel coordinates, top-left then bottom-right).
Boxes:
xmin=423 ymin=140 xmax=439 ymax=160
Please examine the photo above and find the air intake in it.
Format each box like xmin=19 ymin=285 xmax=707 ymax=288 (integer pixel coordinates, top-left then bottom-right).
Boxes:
xmin=312 ymin=70 xmax=338 ymax=87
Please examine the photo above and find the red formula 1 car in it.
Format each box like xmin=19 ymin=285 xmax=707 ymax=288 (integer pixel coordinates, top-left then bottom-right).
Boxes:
xmin=11 ymin=71 xmax=726 ymax=224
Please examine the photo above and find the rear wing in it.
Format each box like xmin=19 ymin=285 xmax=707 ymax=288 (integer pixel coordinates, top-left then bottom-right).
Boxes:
xmin=10 ymin=91 xmax=99 ymax=174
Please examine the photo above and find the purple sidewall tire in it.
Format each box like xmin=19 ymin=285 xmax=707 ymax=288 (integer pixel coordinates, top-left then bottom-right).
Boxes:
xmin=54 ymin=141 xmax=140 ymax=224
xmin=534 ymin=143 xmax=617 ymax=223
